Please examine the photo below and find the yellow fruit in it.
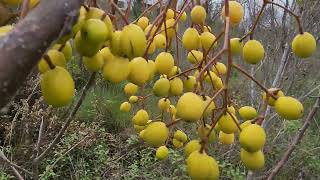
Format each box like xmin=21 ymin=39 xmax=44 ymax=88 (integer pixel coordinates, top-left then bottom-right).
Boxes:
xmin=190 ymin=5 xmax=206 ymax=24
xmin=1 ymin=0 xmax=21 ymax=6
xmin=166 ymin=9 xmax=175 ymax=19
xmin=169 ymin=77 xmax=183 ymax=96
xmin=214 ymin=77 xmax=224 ymax=90
xmin=103 ymin=56 xmax=130 ymax=83
xmin=155 ymin=52 xmax=175 ymax=75
xmin=147 ymin=60 xmax=156 ymax=81
xmin=40 ymin=67 xmax=75 ymax=107
xmin=147 ymin=40 xmax=156 ymax=55
xmin=154 ymin=34 xmax=167 ymax=49
xmin=184 ymin=140 xmax=201 ymax=157
xmin=120 ymin=102 xmax=131 ymax=112
xmin=243 ymin=40 xmax=265 ymax=64
xmin=239 ymin=106 xmax=257 ymax=120
xmin=83 ymin=52 xmax=104 ymax=72
xmin=121 ymin=24 xmax=147 ymax=58
xmin=103 ymin=15 xmax=114 ymax=41
xmin=204 ymin=71 xmax=218 ymax=84
xmin=161 ymin=18 xmax=178 ymax=39
xmin=240 ymin=124 xmax=266 ymax=152
xmin=218 ymin=113 xmax=239 ymax=134
xmin=275 ymin=96 xmax=304 ymax=120
xmin=262 ymin=88 xmax=285 ymax=106
xmin=144 ymin=24 xmax=157 ymax=37
xmin=230 ymin=38 xmax=243 ymax=55
xmin=153 ymin=77 xmax=170 ymax=97
xmin=168 ymin=105 xmax=177 ymax=115
xmin=182 ymin=28 xmax=200 ymax=50
xmin=212 ymin=62 xmax=227 ymax=75
xmin=187 ymin=151 xmax=219 ymax=180
xmin=29 ymin=0 xmax=39 ymax=8
xmin=197 ymin=124 xmax=216 ymax=143
xmin=110 ymin=31 xmax=123 ymax=56
xmin=184 ymin=76 xmax=197 ymax=92
xmin=173 ymin=139 xmax=184 ymax=148
xmin=240 ymin=149 xmax=265 ymax=170
xmin=156 ymin=146 xmax=169 ymax=160
xmin=100 ymin=47 xmax=113 ymax=63
xmin=128 ymin=57 xmax=150 ymax=86
xmin=221 ymin=1 xmax=244 ymax=25
xmin=158 ymin=98 xmax=171 ymax=111
xmin=0 ymin=25 xmax=14 ymax=37
xmin=81 ymin=19 xmax=109 ymax=44
xmin=187 ymin=50 xmax=203 ymax=64
xmin=227 ymin=105 xmax=236 ymax=114
xmin=142 ymin=122 xmax=169 ymax=147
xmin=132 ymin=109 xmax=149 ymax=126
xmin=176 ymin=92 xmax=204 ymax=123
xmin=240 ymin=120 xmax=253 ymax=130
xmin=134 ymin=124 xmax=146 ymax=133
xmin=38 ymin=50 xmax=66 ymax=74
xmin=219 ymin=131 xmax=234 ymax=145
xmin=203 ymin=25 xmax=212 ymax=32
xmin=129 ymin=96 xmax=138 ymax=104
xmin=124 ymin=83 xmax=138 ymax=96
xmin=214 ymin=123 xmax=220 ymax=132
xmin=292 ymin=32 xmax=317 ymax=58
xmin=85 ymin=7 xmax=104 ymax=19
xmin=136 ymin=16 xmax=149 ymax=30
xmin=72 ymin=7 xmax=86 ymax=36
xmin=74 ymin=32 xmax=101 ymax=57
xmin=202 ymin=96 xmax=216 ymax=118
xmin=168 ymin=66 xmax=180 ymax=78
xmin=174 ymin=130 xmax=188 ymax=143
xmin=200 ymin=32 xmax=217 ymax=51
xmin=52 ymin=41 xmax=72 ymax=62
xmin=180 ymin=11 xmax=187 ymax=22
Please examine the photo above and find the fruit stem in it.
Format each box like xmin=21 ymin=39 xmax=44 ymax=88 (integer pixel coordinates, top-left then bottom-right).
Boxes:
xmin=42 ymin=54 xmax=56 ymax=69
xmin=166 ymin=119 xmax=181 ymax=127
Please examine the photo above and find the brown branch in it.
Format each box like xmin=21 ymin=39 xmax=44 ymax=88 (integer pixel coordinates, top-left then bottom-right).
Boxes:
xmin=110 ymin=1 xmax=129 ymax=25
xmin=0 ymin=0 xmax=82 ymax=109
xmin=34 ymin=72 xmax=96 ymax=163
xmin=20 ymin=0 xmax=30 ymax=19
xmin=267 ymin=97 xmax=320 ymax=179
xmin=0 ymin=150 xmax=33 ymax=177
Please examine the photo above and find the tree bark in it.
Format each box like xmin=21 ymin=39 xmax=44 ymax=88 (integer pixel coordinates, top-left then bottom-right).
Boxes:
xmin=0 ymin=0 xmax=83 ymax=109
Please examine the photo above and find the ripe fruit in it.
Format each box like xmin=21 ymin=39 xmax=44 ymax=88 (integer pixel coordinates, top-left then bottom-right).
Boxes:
xmin=262 ymin=88 xmax=285 ymax=106
xmin=142 ymin=122 xmax=169 ymax=147
xmin=275 ymin=96 xmax=304 ymax=120
xmin=230 ymin=38 xmax=243 ymax=55
xmin=240 ymin=149 xmax=265 ymax=170
xmin=243 ymin=40 xmax=265 ymax=64
xmin=240 ymin=120 xmax=253 ymax=130
xmin=184 ymin=140 xmax=201 ymax=157
xmin=74 ymin=32 xmax=101 ymax=57
xmin=169 ymin=77 xmax=184 ymax=96
xmin=144 ymin=24 xmax=157 ymax=37
xmin=147 ymin=60 xmax=156 ymax=81
xmin=227 ymin=105 xmax=236 ymax=114
xmin=218 ymin=113 xmax=239 ymax=134
xmin=168 ymin=66 xmax=180 ymax=78
xmin=202 ymin=96 xmax=216 ymax=118
xmin=182 ymin=28 xmax=200 ymax=50
xmin=200 ymin=32 xmax=217 ymax=51
xmin=156 ymin=146 xmax=169 ymax=160
xmin=214 ymin=77 xmax=224 ymax=90
xmin=204 ymin=71 xmax=218 ymax=83
xmin=212 ymin=62 xmax=227 ymax=75
xmin=187 ymin=50 xmax=203 ymax=64
xmin=136 ymin=16 xmax=149 ymax=30
xmin=191 ymin=5 xmax=206 ymax=24
xmin=147 ymin=40 xmax=156 ymax=54
xmin=154 ymin=34 xmax=167 ymax=49
xmin=153 ymin=77 xmax=170 ymax=97
xmin=120 ymin=24 xmax=147 ymax=58
xmin=134 ymin=124 xmax=146 ymax=132
xmin=161 ymin=18 xmax=178 ymax=39
xmin=174 ymin=130 xmax=188 ymax=143
xmin=180 ymin=11 xmax=187 ymax=22
xmin=203 ymin=25 xmax=212 ymax=32
xmin=221 ymin=1 xmax=244 ymax=25
xmin=120 ymin=102 xmax=131 ymax=112
xmin=83 ymin=52 xmax=104 ymax=72
xmin=173 ymin=139 xmax=184 ymax=148
xmin=85 ymin=7 xmax=104 ymax=19
xmin=240 ymin=124 xmax=266 ymax=152
xmin=239 ymin=106 xmax=257 ymax=120
xmin=158 ymin=98 xmax=171 ymax=111
xmin=168 ymin=105 xmax=177 ymax=115
xmin=155 ymin=52 xmax=175 ymax=75
xmin=124 ymin=83 xmax=138 ymax=96
xmin=52 ymin=41 xmax=72 ymax=62
xmin=40 ymin=67 xmax=75 ymax=107
xmin=38 ymin=50 xmax=66 ymax=74
xmin=81 ymin=19 xmax=109 ymax=44
xmin=0 ymin=25 xmax=13 ymax=37
xmin=129 ymin=96 xmax=138 ymax=104
xmin=184 ymin=76 xmax=197 ymax=92
xmin=197 ymin=124 xmax=216 ymax=143
xmin=100 ymin=47 xmax=113 ymax=62
xmin=292 ymin=32 xmax=317 ymax=58
xmin=187 ymin=151 xmax=219 ymax=180
xmin=128 ymin=57 xmax=150 ymax=86
xmin=132 ymin=109 xmax=149 ymax=126
xmin=110 ymin=31 xmax=123 ymax=56
xmin=176 ymin=92 xmax=204 ymax=123
xmin=103 ymin=56 xmax=130 ymax=83
xmin=219 ymin=131 xmax=234 ymax=145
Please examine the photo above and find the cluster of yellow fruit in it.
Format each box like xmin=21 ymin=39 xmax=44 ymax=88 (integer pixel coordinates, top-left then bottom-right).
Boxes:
xmin=0 ymin=0 xmax=39 ymax=8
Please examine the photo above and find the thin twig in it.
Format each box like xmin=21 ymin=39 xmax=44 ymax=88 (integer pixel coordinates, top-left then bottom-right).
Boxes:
xmin=0 ymin=150 xmax=33 ymax=176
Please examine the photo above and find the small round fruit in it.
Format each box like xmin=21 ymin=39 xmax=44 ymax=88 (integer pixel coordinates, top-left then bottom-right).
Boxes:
xmin=166 ymin=9 xmax=175 ymax=19
xmin=219 ymin=131 xmax=234 ymax=145
xmin=240 ymin=120 xmax=253 ymax=130
xmin=240 ymin=149 xmax=265 ymax=171
xmin=142 ymin=122 xmax=169 ymax=147
xmin=173 ymin=139 xmax=184 ymax=148
xmin=154 ymin=34 xmax=167 ymax=49
xmin=136 ymin=16 xmax=149 ymax=30
xmin=129 ymin=96 xmax=139 ymax=104
xmin=187 ymin=50 xmax=203 ymax=64
xmin=169 ymin=77 xmax=184 ymax=96
xmin=218 ymin=113 xmax=239 ymax=134
xmin=103 ymin=56 xmax=130 ymax=83
xmin=202 ymin=96 xmax=216 ymax=118
xmin=38 ymin=50 xmax=66 ymax=74
xmin=182 ymin=28 xmax=200 ymax=50
xmin=227 ymin=105 xmax=236 ymax=114
xmin=197 ymin=124 xmax=216 ymax=143
xmin=184 ymin=140 xmax=201 ymax=157
xmin=230 ymin=38 xmax=243 ymax=55
xmin=176 ymin=92 xmax=204 ymax=123
xmin=212 ymin=62 xmax=227 ymax=75
xmin=292 ymin=32 xmax=317 ymax=58
xmin=156 ymin=146 xmax=169 ymax=160
xmin=239 ymin=106 xmax=258 ymax=120
xmin=168 ymin=105 xmax=177 ymax=115
xmin=275 ymin=96 xmax=304 ymax=120
xmin=144 ymin=24 xmax=157 ymax=37
xmin=191 ymin=5 xmax=206 ymax=24
xmin=52 ymin=41 xmax=72 ymax=62
xmin=147 ymin=60 xmax=156 ymax=81
xmin=174 ymin=130 xmax=188 ymax=143
xmin=40 ymin=67 xmax=75 ymax=107
xmin=184 ymin=76 xmax=197 ymax=92
xmin=128 ymin=57 xmax=150 ymax=86
xmin=158 ymin=98 xmax=171 ymax=111
xmin=124 ymin=83 xmax=138 ymax=96
xmin=120 ymin=102 xmax=131 ymax=112
xmin=203 ymin=25 xmax=211 ymax=32
xmin=239 ymin=124 xmax=266 ymax=152
xmin=153 ymin=77 xmax=170 ymax=97
xmin=110 ymin=31 xmax=123 ymax=56
xmin=187 ymin=151 xmax=219 ymax=180
xmin=134 ymin=124 xmax=146 ymax=133
xmin=161 ymin=18 xmax=178 ymax=39
xmin=243 ymin=40 xmax=265 ymax=64
xmin=83 ymin=52 xmax=104 ymax=72
xmin=180 ymin=11 xmax=187 ymax=22
xmin=200 ymin=32 xmax=217 ymax=51
xmin=221 ymin=1 xmax=244 ymax=25
xmin=132 ymin=109 xmax=149 ymax=126
xmin=262 ymin=88 xmax=285 ymax=106
xmin=155 ymin=52 xmax=174 ymax=75
xmin=81 ymin=19 xmax=109 ymax=44
xmin=120 ymin=24 xmax=147 ymax=58
xmin=100 ymin=47 xmax=113 ymax=63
